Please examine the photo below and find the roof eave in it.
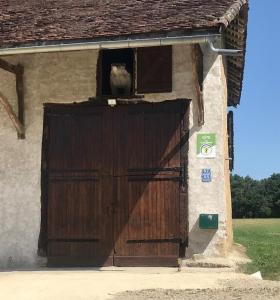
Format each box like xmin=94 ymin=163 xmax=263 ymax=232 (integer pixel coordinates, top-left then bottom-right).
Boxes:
xmin=218 ymin=0 xmax=249 ymax=106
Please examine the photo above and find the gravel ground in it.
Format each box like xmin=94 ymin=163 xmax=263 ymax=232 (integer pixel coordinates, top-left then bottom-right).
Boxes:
xmin=1 ymin=267 xmax=279 ymax=299
xmin=113 ymin=279 xmax=280 ymax=300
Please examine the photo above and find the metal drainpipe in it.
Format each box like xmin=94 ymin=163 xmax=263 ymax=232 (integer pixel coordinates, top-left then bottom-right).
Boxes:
xmin=207 ymin=40 xmax=242 ymax=56
xmin=0 ymin=34 xmax=241 ymax=56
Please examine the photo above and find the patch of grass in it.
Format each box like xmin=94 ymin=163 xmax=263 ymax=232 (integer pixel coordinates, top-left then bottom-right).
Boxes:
xmin=233 ymin=219 xmax=280 ymax=280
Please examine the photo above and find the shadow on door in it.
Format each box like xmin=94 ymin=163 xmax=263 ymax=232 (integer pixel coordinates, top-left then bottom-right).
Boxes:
xmin=39 ymin=99 xmax=189 ymax=267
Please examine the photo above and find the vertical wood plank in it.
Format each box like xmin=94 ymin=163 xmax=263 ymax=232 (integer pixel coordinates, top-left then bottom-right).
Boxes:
xmin=16 ymin=64 xmax=25 ymax=139
xmin=191 ymin=44 xmax=204 ymax=126
xmin=38 ymin=110 xmax=49 ymax=256
xmin=179 ymin=101 xmax=189 ymax=256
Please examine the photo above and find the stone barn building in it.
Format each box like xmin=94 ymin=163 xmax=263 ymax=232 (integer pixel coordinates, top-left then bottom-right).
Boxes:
xmin=0 ymin=0 xmax=248 ymax=267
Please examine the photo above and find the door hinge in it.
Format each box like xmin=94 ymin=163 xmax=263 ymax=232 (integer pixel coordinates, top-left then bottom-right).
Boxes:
xmin=180 ymin=164 xmax=186 ymax=186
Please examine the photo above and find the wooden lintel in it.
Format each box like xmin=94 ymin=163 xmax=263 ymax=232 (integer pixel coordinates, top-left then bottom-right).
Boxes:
xmin=0 ymin=58 xmax=19 ymax=74
xmin=191 ymin=45 xmax=205 ymax=127
xmin=0 ymin=91 xmax=25 ymax=136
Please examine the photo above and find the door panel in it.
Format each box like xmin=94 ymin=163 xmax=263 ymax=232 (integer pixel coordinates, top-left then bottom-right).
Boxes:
xmin=116 ymin=178 xmax=180 ymax=241
xmin=113 ymin=102 xmax=183 ymax=266
xmin=114 ymin=177 xmax=180 ymax=267
xmin=48 ymin=111 xmax=113 ymax=175
xmin=46 ymin=107 xmax=114 ymax=266
xmin=114 ymin=102 xmax=181 ymax=175
xmin=47 ymin=177 xmax=113 ymax=241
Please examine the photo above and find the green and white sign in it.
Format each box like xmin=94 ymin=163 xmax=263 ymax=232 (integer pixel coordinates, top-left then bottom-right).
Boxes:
xmin=197 ymin=133 xmax=216 ymax=158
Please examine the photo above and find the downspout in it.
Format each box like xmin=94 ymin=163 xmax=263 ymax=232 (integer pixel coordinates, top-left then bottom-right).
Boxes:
xmin=208 ymin=40 xmax=242 ymax=56
xmin=0 ymin=34 xmax=241 ymax=57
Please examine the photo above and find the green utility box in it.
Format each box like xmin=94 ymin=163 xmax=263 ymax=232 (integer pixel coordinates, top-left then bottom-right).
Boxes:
xmin=199 ymin=214 xmax=219 ymax=229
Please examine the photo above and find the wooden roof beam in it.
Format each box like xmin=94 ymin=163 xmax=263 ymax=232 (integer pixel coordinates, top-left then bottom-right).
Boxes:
xmin=0 ymin=91 xmax=24 ymax=137
xmin=0 ymin=59 xmax=25 ymax=139
xmin=0 ymin=58 xmax=19 ymax=74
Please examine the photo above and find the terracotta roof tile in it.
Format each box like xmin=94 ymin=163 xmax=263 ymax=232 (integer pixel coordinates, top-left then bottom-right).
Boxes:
xmin=0 ymin=0 xmax=245 ymax=47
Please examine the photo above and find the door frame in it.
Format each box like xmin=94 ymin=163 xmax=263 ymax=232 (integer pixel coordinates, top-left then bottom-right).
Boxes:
xmin=38 ymin=98 xmax=190 ymax=260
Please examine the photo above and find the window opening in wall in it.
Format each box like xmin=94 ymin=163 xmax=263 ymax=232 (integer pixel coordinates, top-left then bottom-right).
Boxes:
xmin=96 ymin=46 xmax=173 ymax=98
xmin=100 ymin=49 xmax=134 ymax=97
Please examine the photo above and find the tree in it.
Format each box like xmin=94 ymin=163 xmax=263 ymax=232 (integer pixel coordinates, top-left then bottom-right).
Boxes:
xmin=231 ymin=174 xmax=280 ymax=218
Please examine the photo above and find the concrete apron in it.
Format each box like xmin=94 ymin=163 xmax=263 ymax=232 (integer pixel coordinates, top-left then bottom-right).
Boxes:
xmin=0 ymin=267 xmax=249 ymax=300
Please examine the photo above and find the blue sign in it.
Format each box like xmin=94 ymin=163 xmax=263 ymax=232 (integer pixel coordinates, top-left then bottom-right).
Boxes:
xmin=201 ymin=169 xmax=212 ymax=182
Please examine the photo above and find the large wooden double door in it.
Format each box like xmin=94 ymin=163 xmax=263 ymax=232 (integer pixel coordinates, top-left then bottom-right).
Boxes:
xmin=40 ymin=99 xmax=188 ymax=267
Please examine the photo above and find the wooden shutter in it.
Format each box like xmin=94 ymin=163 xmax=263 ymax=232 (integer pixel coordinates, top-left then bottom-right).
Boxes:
xmin=137 ymin=46 xmax=172 ymax=93
xmin=227 ymin=111 xmax=234 ymax=171
xmin=193 ymin=44 xmax=203 ymax=91
xmin=96 ymin=51 xmax=102 ymax=97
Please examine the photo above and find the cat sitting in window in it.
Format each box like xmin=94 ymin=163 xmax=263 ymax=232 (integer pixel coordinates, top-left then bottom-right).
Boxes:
xmin=110 ymin=63 xmax=131 ymax=96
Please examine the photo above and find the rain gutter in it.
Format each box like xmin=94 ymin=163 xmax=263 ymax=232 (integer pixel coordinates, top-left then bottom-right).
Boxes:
xmin=0 ymin=34 xmax=241 ymax=56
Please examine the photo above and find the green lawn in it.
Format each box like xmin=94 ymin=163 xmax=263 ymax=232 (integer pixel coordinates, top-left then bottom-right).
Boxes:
xmin=233 ymin=219 xmax=280 ymax=280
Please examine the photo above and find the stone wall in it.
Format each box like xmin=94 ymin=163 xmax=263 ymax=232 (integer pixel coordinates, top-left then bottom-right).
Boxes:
xmin=0 ymin=44 xmax=231 ymax=268
xmin=185 ymin=44 xmax=231 ymax=258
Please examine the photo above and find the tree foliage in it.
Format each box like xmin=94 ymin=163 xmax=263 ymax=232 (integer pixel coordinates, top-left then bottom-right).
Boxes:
xmin=231 ymin=174 xmax=280 ymax=218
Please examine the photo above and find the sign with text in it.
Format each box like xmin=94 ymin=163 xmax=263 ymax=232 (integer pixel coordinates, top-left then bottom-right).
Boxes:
xmin=197 ymin=133 xmax=216 ymax=158
xmin=201 ymin=169 xmax=212 ymax=182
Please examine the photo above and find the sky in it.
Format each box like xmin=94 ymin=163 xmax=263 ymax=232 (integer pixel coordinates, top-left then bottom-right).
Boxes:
xmin=233 ymin=1 xmax=280 ymax=179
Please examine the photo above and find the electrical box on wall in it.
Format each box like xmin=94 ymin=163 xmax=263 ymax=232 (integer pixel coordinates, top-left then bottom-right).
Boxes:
xmin=199 ymin=214 xmax=218 ymax=229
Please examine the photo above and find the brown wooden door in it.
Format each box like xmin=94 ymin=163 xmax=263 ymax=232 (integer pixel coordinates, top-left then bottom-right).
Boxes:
xmin=42 ymin=100 xmax=188 ymax=267
xmin=45 ymin=105 xmax=114 ymax=266
xmin=113 ymin=102 xmax=185 ymax=266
